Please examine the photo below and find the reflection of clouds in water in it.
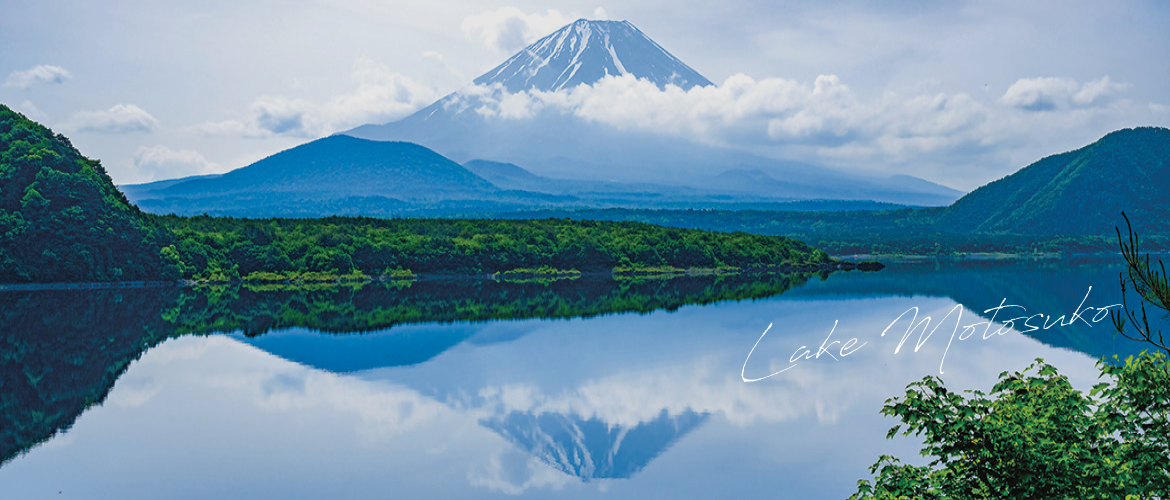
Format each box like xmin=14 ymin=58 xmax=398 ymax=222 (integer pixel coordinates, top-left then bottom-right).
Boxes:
xmin=147 ymin=336 xmax=454 ymax=445
xmin=37 ymin=295 xmax=1104 ymax=498
xmin=107 ymin=374 xmax=160 ymax=408
xmin=466 ymin=298 xmax=1105 ymax=431
xmin=252 ymin=369 xmax=448 ymax=445
xmin=466 ymin=447 xmax=573 ymax=495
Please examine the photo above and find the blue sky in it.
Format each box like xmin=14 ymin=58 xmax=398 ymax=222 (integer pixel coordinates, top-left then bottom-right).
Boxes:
xmin=2 ymin=0 xmax=1167 ymax=190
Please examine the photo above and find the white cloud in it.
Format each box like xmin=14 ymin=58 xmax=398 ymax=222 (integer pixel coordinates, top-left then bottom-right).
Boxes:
xmin=461 ymin=73 xmax=986 ymax=155
xmin=1001 ymin=76 xmax=1127 ymax=111
xmin=70 ymin=103 xmax=159 ymax=133
xmin=462 ymin=7 xmax=572 ymax=54
xmin=452 ymin=71 xmax=1140 ymax=188
xmin=133 ymin=145 xmax=219 ymax=180
xmin=3 ymin=64 xmax=71 ymax=89
xmin=195 ymin=57 xmax=439 ymax=139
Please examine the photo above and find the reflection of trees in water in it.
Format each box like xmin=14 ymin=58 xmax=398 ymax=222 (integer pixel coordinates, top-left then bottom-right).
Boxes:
xmin=0 ymin=273 xmax=810 ymax=465
xmin=786 ymin=258 xmax=1158 ymax=359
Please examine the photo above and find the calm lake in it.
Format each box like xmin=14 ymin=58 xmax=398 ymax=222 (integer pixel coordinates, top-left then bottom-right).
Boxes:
xmin=0 ymin=257 xmax=1156 ymax=499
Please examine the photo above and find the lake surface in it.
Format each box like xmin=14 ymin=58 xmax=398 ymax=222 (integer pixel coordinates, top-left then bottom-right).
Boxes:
xmin=0 ymin=257 xmax=1158 ymax=499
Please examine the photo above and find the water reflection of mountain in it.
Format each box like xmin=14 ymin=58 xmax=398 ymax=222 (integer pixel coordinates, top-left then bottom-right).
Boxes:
xmin=0 ymin=273 xmax=809 ymax=465
xmin=786 ymin=257 xmax=1155 ymax=358
xmin=483 ymin=410 xmax=708 ymax=480
xmin=232 ymin=274 xmax=811 ymax=372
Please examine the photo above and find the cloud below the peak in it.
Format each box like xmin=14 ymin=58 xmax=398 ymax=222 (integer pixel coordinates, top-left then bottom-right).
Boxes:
xmin=195 ymin=57 xmax=440 ymax=139
xmin=451 ymin=72 xmax=1139 ymax=188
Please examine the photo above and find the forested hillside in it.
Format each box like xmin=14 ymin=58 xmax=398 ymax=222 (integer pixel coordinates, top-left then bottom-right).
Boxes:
xmin=500 ymin=127 xmax=1170 ymax=255
xmin=939 ymin=127 xmax=1170 ymax=234
xmin=0 ymin=105 xmax=169 ymax=281
xmin=0 ymin=105 xmax=836 ymax=283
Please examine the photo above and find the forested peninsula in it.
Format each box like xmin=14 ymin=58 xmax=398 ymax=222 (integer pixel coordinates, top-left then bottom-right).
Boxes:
xmin=0 ymin=105 xmax=851 ymax=283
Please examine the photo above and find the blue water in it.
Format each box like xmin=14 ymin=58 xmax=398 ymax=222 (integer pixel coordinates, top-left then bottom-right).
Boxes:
xmin=0 ymin=257 xmax=1156 ymax=499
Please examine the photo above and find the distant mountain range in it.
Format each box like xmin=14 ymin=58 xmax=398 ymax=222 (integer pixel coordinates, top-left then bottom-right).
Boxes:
xmin=123 ymin=136 xmax=943 ymax=217
xmin=124 ymin=18 xmax=965 ymax=214
xmin=120 ymin=17 xmax=965 ymax=217
xmin=344 ymin=19 xmax=962 ymax=206
xmin=505 ymin=126 xmax=1170 ymax=251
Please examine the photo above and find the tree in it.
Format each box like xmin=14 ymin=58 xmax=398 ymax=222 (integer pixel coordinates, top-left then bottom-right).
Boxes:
xmin=1112 ymin=212 xmax=1169 ymax=355
xmin=851 ymin=213 xmax=1170 ymax=499
xmin=849 ymin=355 xmax=1169 ymax=499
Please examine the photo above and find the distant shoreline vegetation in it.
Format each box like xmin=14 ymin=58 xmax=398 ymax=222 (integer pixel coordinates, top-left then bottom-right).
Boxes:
xmin=489 ymin=207 xmax=1169 ymax=256
xmin=0 ymin=104 xmax=851 ymax=284
xmin=152 ymin=215 xmax=858 ymax=284
xmin=4 ymin=102 xmax=1167 ymax=282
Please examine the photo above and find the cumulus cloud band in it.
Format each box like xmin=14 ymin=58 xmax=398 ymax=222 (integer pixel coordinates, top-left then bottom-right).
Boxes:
xmin=70 ymin=104 xmax=159 ymax=134
xmin=195 ymin=57 xmax=438 ymax=139
xmin=4 ymin=64 xmax=71 ymax=89
xmin=1001 ymin=76 xmax=1127 ymax=111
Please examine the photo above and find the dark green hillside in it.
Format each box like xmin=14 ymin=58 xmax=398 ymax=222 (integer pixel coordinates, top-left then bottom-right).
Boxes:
xmin=504 ymin=127 xmax=1170 ymax=254
xmin=0 ymin=106 xmax=840 ymax=283
xmin=0 ymin=105 xmax=169 ymax=282
xmin=940 ymin=127 xmax=1170 ymax=235
xmin=148 ymin=135 xmax=498 ymax=201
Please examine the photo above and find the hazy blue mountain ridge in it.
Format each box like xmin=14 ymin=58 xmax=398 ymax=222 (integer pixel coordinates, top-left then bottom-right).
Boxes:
xmin=345 ymin=19 xmax=962 ymax=206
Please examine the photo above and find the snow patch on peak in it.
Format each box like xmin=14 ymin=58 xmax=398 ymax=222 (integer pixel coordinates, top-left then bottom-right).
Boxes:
xmin=473 ymin=19 xmax=712 ymax=93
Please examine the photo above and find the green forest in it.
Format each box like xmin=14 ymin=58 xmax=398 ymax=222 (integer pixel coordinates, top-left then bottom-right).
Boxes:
xmin=0 ymin=105 xmax=836 ymax=283
xmin=498 ymin=126 xmax=1170 ymax=256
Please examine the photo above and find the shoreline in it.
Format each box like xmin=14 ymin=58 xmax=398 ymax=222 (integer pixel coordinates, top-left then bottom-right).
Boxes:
xmin=0 ymin=260 xmax=882 ymax=291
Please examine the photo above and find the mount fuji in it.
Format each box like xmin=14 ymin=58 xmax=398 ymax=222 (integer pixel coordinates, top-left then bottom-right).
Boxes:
xmin=347 ymin=19 xmax=962 ymax=205
xmin=472 ymin=19 xmax=712 ymax=92
xmin=123 ymin=19 xmax=961 ymax=217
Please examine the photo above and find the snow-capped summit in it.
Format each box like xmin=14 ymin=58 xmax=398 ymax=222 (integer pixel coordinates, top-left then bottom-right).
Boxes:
xmin=341 ymin=19 xmax=961 ymax=206
xmin=474 ymin=19 xmax=712 ymax=92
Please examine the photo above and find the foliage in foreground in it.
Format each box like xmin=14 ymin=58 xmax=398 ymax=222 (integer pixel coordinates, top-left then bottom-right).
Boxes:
xmin=853 ymin=217 xmax=1170 ymax=499
xmin=1112 ymin=213 xmax=1170 ymax=355
xmin=849 ymin=353 xmax=1169 ymax=499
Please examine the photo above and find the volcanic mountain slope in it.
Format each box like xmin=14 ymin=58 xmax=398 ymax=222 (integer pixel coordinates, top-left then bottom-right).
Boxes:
xmin=124 ymin=136 xmax=554 ymax=217
xmin=347 ymin=19 xmax=962 ymax=206
xmin=474 ymin=19 xmax=712 ymax=92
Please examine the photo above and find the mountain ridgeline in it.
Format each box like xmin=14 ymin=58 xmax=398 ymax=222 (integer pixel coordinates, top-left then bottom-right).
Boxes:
xmin=509 ymin=127 xmax=1170 ymax=254
xmin=0 ymin=105 xmax=169 ymax=282
xmin=0 ymin=104 xmax=851 ymax=284
xmin=939 ymin=126 xmax=1170 ymax=235
xmin=124 ymin=135 xmax=957 ymax=217
xmin=343 ymin=18 xmax=962 ymax=205
xmin=121 ymin=18 xmax=964 ymax=213
xmin=474 ymin=19 xmax=712 ymax=92
xmin=157 ymin=136 xmax=496 ymax=200
xmin=126 ymin=136 xmax=514 ymax=216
